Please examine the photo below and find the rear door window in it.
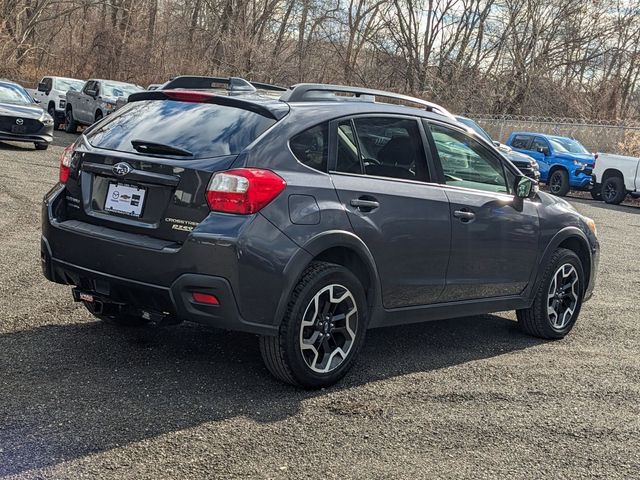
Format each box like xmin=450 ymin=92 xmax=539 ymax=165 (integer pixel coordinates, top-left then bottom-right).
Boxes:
xmin=85 ymin=100 xmax=277 ymax=159
xmin=511 ymin=135 xmax=532 ymax=150
xmin=334 ymin=116 xmax=430 ymax=182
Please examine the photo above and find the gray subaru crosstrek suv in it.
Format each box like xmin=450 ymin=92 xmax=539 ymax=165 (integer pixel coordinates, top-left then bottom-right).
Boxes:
xmin=42 ymin=79 xmax=599 ymax=388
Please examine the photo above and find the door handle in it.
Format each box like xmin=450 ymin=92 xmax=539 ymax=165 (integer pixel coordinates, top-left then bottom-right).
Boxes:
xmin=350 ymin=198 xmax=380 ymax=210
xmin=453 ymin=209 xmax=475 ymax=221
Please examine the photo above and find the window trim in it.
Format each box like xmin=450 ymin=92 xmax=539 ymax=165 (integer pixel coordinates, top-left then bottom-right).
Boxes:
xmin=424 ymin=119 xmax=518 ymax=196
xmin=328 ymin=113 xmax=435 ymax=184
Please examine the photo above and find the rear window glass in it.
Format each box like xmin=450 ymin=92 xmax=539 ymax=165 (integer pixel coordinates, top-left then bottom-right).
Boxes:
xmin=86 ymin=100 xmax=276 ymax=159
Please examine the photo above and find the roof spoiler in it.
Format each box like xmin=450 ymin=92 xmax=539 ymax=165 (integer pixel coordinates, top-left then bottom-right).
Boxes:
xmin=127 ymin=90 xmax=289 ymax=119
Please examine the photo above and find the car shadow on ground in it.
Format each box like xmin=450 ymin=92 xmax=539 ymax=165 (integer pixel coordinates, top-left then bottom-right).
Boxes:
xmin=567 ymin=196 xmax=640 ymax=213
xmin=0 ymin=314 xmax=544 ymax=475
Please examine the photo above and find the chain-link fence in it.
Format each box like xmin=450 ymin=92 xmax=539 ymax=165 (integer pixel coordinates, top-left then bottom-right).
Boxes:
xmin=469 ymin=114 xmax=640 ymax=156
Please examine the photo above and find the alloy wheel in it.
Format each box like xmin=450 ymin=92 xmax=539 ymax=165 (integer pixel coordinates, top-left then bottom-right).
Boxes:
xmin=550 ymin=173 xmax=562 ymax=194
xmin=603 ymin=181 xmax=617 ymax=202
xmin=299 ymin=284 xmax=358 ymax=374
xmin=547 ymin=264 xmax=580 ymax=329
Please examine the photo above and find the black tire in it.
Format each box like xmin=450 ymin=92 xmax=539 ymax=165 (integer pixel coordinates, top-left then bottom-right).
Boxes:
xmin=48 ymin=104 xmax=61 ymax=130
xmin=83 ymin=302 xmax=150 ymax=327
xmin=259 ymin=261 xmax=368 ymax=389
xmin=601 ymin=175 xmax=626 ymax=205
xmin=65 ymin=108 xmax=77 ymax=133
xmin=590 ymin=185 xmax=602 ymax=200
xmin=516 ymin=248 xmax=584 ymax=339
xmin=34 ymin=142 xmax=49 ymax=150
xmin=548 ymin=169 xmax=570 ymax=196
xmin=95 ymin=111 xmax=103 ymax=123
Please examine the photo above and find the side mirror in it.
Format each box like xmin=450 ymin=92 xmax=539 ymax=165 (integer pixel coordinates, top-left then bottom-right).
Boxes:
xmin=515 ymin=175 xmax=538 ymax=199
xmin=536 ymin=146 xmax=549 ymax=156
xmin=37 ymin=82 xmax=49 ymax=93
xmin=493 ymin=141 xmax=501 ymax=147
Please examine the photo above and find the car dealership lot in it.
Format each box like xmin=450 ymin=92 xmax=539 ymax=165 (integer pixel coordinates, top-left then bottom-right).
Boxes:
xmin=0 ymin=138 xmax=638 ymax=479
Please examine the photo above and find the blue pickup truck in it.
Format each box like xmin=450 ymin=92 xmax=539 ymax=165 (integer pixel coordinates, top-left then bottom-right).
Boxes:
xmin=506 ymin=132 xmax=595 ymax=196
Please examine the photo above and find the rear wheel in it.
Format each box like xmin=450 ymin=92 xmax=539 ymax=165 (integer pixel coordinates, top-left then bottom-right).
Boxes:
xmin=48 ymin=104 xmax=61 ymax=130
xmin=83 ymin=302 xmax=150 ymax=327
xmin=65 ymin=108 xmax=77 ymax=133
xmin=548 ymin=169 xmax=570 ymax=196
xmin=601 ymin=175 xmax=626 ymax=205
xmin=259 ymin=261 xmax=367 ymax=389
xmin=516 ymin=248 xmax=584 ymax=339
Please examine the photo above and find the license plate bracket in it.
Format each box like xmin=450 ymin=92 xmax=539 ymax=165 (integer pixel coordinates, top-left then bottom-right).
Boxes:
xmin=11 ymin=125 xmax=26 ymax=134
xmin=104 ymin=182 xmax=146 ymax=217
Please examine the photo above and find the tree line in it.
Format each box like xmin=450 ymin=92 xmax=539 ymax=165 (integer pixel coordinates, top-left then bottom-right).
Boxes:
xmin=2 ymin=0 xmax=640 ymax=120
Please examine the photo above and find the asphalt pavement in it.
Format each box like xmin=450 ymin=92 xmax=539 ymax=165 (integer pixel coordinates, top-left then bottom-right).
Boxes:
xmin=0 ymin=133 xmax=638 ymax=479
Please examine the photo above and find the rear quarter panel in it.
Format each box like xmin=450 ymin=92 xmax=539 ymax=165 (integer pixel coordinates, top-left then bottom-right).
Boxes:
xmin=594 ymin=153 xmax=640 ymax=190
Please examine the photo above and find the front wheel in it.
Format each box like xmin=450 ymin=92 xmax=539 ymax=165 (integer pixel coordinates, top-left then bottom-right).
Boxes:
xmin=260 ymin=262 xmax=367 ymax=389
xmin=516 ymin=248 xmax=584 ymax=339
xmin=548 ymin=169 xmax=570 ymax=196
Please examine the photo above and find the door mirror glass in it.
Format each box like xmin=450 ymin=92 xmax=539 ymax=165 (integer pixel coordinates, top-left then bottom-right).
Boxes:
xmin=515 ymin=175 xmax=537 ymax=199
xmin=37 ymin=82 xmax=48 ymax=92
xmin=86 ymin=89 xmax=97 ymax=97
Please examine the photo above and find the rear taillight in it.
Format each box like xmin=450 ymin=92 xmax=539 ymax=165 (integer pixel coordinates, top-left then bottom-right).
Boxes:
xmin=59 ymin=144 xmax=75 ymax=183
xmin=206 ymin=168 xmax=286 ymax=215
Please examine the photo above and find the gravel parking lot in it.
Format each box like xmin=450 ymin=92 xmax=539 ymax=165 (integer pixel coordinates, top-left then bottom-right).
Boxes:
xmin=0 ymin=134 xmax=638 ymax=479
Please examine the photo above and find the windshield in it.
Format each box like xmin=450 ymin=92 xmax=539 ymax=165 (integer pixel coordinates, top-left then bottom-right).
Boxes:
xmin=456 ymin=117 xmax=493 ymax=143
xmin=102 ymin=82 xmax=144 ymax=97
xmin=55 ymin=78 xmax=84 ymax=92
xmin=0 ymin=84 xmax=33 ymax=105
xmin=549 ymin=137 xmax=589 ymax=154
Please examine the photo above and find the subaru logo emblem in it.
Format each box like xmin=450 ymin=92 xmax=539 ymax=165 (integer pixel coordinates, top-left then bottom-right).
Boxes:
xmin=112 ymin=162 xmax=132 ymax=176
xmin=16 ymin=118 xmax=23 ymax=125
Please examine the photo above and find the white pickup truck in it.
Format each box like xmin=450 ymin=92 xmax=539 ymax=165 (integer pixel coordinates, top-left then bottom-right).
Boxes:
xmin=592 ymin=153 xmax=640 ymax=204
xmin=31 ymin=76 xmax=85 ymax=129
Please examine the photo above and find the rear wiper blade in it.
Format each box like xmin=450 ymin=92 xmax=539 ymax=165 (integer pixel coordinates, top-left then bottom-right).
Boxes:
xmin=131 ymin=139 xmax=193 ymax=157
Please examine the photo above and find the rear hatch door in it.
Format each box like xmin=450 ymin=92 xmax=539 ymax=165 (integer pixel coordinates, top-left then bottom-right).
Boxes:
xmin=63 ymin=93 xmax=280 ymax=243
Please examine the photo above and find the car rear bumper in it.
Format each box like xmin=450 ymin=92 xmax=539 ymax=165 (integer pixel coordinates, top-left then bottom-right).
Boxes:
xmin=41 ymin=245 xmax=265 ymax=332
xmin=41 ymin=184 xmax=301 ymax=335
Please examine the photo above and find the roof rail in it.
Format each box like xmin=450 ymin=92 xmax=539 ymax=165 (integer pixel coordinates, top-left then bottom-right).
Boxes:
xmin=160 ymin=75 xmax=287 ymax=93
xmin=280 ymin=83 xmax=454 ymax=119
